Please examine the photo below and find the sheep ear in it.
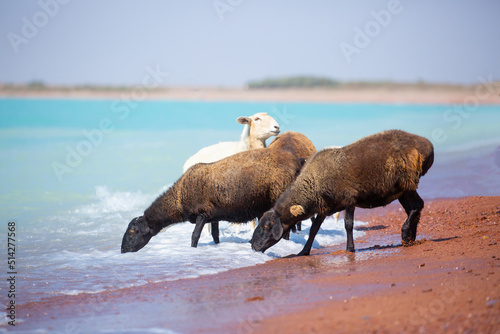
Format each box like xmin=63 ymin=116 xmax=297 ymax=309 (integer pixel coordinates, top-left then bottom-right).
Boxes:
xmin=271 ymin=221 xmax=283 ymax=240
xmin=237 ymin=116 xmax=251 ymax=125
xmin=138 ymin=219 xmax=150 ymax=235
xmin=290 ymin=205 xmax=305 ymax=217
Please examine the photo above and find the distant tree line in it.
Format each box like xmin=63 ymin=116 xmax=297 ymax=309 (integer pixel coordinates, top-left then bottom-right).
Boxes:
xmin=0 ymin=78 xmax=475 ymax=92
xmin=245 ymin=76 xmax=473 ymax=90
xmin=247 ymin=76 xmax=340 ymax=89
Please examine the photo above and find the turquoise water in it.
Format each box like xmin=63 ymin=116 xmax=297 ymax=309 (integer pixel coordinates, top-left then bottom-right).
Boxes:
xmin=2 ymin=98 xmax=499 ymax=220
xmin=0 ymin=98 xmax=499 ymax=308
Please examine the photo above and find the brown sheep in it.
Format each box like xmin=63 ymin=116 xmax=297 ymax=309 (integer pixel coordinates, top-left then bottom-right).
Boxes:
xmin=267 ymin=131 xmax=317 ymax=235
xmin=121 ymin=132 xmax=315 ymax=253
xmin=268 ymin=131 xmax=316 ymax=160
xmin=230 ymin=131 xmax=317 ymax=233
xmin=251 ymin=130 xmax=434 ymax=255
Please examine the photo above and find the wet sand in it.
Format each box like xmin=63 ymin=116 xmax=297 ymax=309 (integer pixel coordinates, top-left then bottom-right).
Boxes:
xmin=12 ymin=196 xmax=499 ymax=333
xmin=253 ymin=196 xmax=500 ymax=334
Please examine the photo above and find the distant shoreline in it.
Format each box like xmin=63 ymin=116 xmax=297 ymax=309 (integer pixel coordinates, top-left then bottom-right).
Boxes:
xmin=1 ymin=84 xmax=499 ymax=104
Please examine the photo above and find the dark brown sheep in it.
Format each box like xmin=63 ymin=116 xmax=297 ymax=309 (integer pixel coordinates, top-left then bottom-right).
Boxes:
xmin=251 ymin=130 xmax=434 ymax=255
xmin=121 ymin=132 xmax=315 ymax=253
xmin=268 ymin=131 xmax=317 ymax=235
xmin=268 ymin=131 xmax=316 ymax=160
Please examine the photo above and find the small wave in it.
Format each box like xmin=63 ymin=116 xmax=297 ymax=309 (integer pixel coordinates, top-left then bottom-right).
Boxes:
xmin=57 ymin=289 xmax=105 ymax=296
xmin=20 ymin=186 xmax=364 ymax=304
xmin=72 ymin=186 xmax=155 ymax=217
xmin=98 ymin=328 xmax=179 ymax=334
xmin=438 ymin=137 xmax=500 ymax=155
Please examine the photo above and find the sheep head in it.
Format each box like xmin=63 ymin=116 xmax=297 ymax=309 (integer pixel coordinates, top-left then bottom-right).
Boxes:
xmin=237 ymin=113 xmax=280 ymax=143
xmin=121 ymin=216 xmax=153 ymax=253
xmin=251 ymin=209 xmax=284 ymax=253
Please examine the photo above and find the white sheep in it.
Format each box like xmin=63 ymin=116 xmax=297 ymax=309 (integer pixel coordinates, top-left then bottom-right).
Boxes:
xmin=182 ymin=112 xmax=280 ymax=172
xmin=183 ymin=112 xmax=280 ymax=236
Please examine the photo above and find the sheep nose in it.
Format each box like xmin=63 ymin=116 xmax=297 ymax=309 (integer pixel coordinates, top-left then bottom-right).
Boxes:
xmin=275 ymin=125 xmax=280 ymax=131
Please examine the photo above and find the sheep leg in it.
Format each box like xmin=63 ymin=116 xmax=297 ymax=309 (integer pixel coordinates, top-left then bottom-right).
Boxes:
xmin=333 ymin=211 xmax=340 ymax=224
xmin=202 ymin=224 xmax=211 ymax=238
xmin=211 ymin=222 xmax=220 ymax=244
xmin=191 ymin=216 xmax=207 ymax=248
xmin=345 ymin=206 xmax=355 ymax=252
xmin=289 ymin=219 xmax=306 ymax=239
xmin=399 ymin=190 xmax=424 ymax=246
xmin=249 ymin=219 xmax=256 ymax=232
xmin=297 ymin=214 xmax=326 ymax=256
xmin=232 ymin=223 xmax=242 ymax=233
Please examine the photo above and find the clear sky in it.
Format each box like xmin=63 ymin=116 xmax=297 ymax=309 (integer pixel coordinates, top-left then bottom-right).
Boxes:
xmin=1 ymin=0 xmax=499 ymax=87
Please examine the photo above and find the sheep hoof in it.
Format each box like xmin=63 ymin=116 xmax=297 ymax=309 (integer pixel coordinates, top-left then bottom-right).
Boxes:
xmin=296 ymin=251 xmax=310 ymax=257
xmin=401 ymin=233 xmax=416 ymax=247
xmin=346 ymin=247 xmax=355 ymax=252
xmin=402 ymin=239 xmax=415 ymax=247
xmin=284 ymin=254 xmax=298 ymax=259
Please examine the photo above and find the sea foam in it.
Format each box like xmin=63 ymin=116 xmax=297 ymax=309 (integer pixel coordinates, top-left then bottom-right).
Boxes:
xmin=19 ymin=186 xmax=364 ymax=303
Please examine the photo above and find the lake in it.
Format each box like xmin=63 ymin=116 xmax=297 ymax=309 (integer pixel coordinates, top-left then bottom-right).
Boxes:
xmin=0 ymin=98 xmax=499 ymax=307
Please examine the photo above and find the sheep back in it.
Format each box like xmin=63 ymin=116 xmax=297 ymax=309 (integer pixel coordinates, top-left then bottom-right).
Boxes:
xmin=182 ymin=141 xmax=247 ymax=172
xmin=179 ymin=148 xmax=302 ymax=223
xmin=338 ymin=129 xmax=433 ymax=194
xmin=278 ymin=130 xmax=434 ymax=217
xmin=268 ymin=131 xmax=316 ymax=160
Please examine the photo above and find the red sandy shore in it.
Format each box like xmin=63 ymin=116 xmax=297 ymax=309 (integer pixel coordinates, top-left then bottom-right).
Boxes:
xmin=252 ymin=196 xmax=500 ymax=334
xmin=13 ymin=196 xmax=500 ymax=333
